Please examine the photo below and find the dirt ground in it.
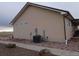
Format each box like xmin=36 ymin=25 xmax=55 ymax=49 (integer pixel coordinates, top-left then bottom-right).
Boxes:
xmin=4 ymin=38 xmax=79 ymax=52
xmin=0 ymin=43 xmax=56 ymax=56
xmin=0 ymin=43 xmax=39 ymax=56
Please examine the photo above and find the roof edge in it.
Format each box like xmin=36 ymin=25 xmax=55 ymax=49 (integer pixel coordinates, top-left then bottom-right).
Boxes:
xmin=10 ymin=2 xmax=74 ymax=25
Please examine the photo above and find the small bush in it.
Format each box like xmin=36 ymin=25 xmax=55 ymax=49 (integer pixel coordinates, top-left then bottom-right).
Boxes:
xmin=38 ymin=49 xmax=52 ymax=56
xmin=6 ymin=43 xmax=16 ymax=48
xmin=38 ymin=49 xmax=56 ymax=56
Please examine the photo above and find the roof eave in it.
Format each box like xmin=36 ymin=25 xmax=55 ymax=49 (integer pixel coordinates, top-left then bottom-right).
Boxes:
xmin=10 ymin=2 xmax=74 ymax=25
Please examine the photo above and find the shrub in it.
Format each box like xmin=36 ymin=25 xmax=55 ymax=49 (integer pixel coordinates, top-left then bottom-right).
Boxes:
xmin=38 ymin=49 xmax=52 ymax=56
xmin=6 ymin=43 xmax=16 ymax=48
xmin=38 ymin=49 xmax=56 ymax=56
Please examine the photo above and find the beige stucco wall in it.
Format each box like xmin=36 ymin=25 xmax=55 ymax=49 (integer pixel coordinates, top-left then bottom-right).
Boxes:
xmin=13 ymin=5 xmax=65 ymax=42
xmin=65 ymin=18 xmax=73 ymax=40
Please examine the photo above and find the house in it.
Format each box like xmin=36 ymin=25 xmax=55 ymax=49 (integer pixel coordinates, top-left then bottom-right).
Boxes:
xmin=10 ymin=2 xmax=77 ymax=44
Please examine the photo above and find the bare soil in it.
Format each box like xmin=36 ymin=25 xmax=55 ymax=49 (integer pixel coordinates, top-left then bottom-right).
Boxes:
xmin=0 ymin=43 xmax=56 ymax=56
xmin=4 ymin=38 xmax=79 ymax=52
xmin=0 ymin=43 xmax=38 ymax=56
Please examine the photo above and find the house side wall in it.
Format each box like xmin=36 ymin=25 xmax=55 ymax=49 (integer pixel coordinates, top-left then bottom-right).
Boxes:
xmin=13 ymin=6 xmax=65 ymax=42
xmin=65 ymin=18 xmax=73 ymax=40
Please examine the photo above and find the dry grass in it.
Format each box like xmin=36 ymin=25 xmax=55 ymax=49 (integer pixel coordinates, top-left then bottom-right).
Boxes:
xmin=0 ymin=32 xmax=12 ymax=37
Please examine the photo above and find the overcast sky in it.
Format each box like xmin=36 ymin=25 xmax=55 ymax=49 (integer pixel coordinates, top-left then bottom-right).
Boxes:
xmin=0 ymin=2 xmax=79 ymax=31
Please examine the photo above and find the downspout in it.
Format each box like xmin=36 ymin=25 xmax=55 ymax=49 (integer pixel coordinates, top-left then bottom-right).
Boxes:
xmin=63 ymin=15 xmax=68 ymax=45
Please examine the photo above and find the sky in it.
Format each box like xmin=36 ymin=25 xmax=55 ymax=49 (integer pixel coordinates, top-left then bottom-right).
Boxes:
xmin=0 ymin=2 xmax=79 ymax=32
